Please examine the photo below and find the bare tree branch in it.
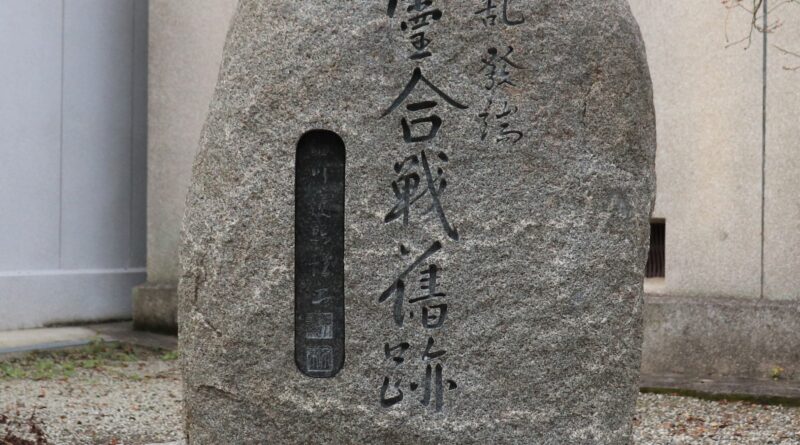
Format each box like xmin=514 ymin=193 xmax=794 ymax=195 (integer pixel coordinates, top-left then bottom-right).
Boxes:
xmin=723 ymin=0 xmax=800 ymax=70
xmin=774 ymin=44 xmax=800 ymax=70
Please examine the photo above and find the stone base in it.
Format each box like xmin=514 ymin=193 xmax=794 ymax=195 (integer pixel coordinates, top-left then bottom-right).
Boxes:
xmin=640 ymin=373 xmax=800 ymax=405
xmin=642 ymin=294 xmax=800 ymax=382
xmin=132 ymin=283 xmax=177 ymax=335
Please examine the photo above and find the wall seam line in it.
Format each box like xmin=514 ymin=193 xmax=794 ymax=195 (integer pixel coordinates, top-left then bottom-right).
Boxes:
xmin=58 ymin=0 xmax=66 ymax=269
xmin=760 ymin=0 xmax=768 ymax=299
xmin=128 ymin=0 xmax=137 ymax=269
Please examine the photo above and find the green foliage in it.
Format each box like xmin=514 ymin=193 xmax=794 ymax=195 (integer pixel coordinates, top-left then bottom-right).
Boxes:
xmin=0 ymin=362 xmax=25 ymax=379
xmin=160 ymin=350 xmax=179 ymax=361
xmin=0 ymin=339 xmax=168 ymax=381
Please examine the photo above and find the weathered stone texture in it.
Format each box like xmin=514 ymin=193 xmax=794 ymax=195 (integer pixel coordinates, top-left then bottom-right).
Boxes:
xmin=179 ymin=1 xmax=656 ymax=443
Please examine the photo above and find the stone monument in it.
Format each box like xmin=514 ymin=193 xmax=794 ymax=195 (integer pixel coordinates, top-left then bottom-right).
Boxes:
xmin=179 ymin=1 xmax=656 ymax=443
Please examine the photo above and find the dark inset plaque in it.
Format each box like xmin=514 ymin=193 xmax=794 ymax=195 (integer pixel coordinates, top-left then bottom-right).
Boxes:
xmin=295 ymin=130 xmax=346 ymax=378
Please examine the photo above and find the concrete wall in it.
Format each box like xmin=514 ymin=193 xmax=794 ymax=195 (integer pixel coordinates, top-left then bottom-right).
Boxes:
xmin=765 ymin=4 xmax=800 ymax=301
xmin=134 ymin=0 xmax=237 ymax=332
xmin=631 ymin=0 xmax=800 ymax=303
xmin=0 ymin=0 xmax=148 ymax=331
xmin=631 ymin=0 xmax=764 ymax=299
xmin=629 ymin=0 xmax=800 ymax=381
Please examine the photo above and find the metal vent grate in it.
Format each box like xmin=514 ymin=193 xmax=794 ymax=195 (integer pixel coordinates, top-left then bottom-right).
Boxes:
xmin=645 ymin=221 xmax=665 ymax=278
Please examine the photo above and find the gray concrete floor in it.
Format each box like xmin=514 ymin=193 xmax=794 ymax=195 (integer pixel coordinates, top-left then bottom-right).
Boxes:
xmin=0 ymin=322 xmax=176 ymax=358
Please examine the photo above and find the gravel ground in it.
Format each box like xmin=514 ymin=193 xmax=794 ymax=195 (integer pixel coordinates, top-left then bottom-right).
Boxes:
xmin=635 ymin=393 xmax=800 ymax=444
xmin=0 ymin=344 xmax=182 ymax=445
xmin=2 ymin=347 xmax=799 ymax=444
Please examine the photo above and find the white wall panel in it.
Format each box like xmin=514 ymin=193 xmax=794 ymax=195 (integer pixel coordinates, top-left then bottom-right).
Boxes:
xmin=0 ymin=1 xmax=63 ymax=271
xmin=0 ymin=0 xmax=148 ymax=330
xmin=61 ymin=0 xmax=135 ymax=269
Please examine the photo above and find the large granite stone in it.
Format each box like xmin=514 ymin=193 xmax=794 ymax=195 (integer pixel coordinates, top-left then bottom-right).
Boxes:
xmin=178 ymin=1 xmax=656 ymax=443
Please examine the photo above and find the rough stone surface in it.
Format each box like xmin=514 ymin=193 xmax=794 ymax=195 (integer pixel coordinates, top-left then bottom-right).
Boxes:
xmin=178 ymin=1 xmax=656 ymax=444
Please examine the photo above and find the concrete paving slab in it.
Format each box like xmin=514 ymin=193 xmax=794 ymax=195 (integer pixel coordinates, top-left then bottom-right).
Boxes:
xmin=90 ymin=321 xmax=177 ymax=350
xmin=0 ymin=326 xmax=98 ymax=355
xmin=641 ymin=373 xmax=800 ymax=406
xmin=0 ymin=322 xmax=176 ymax=358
